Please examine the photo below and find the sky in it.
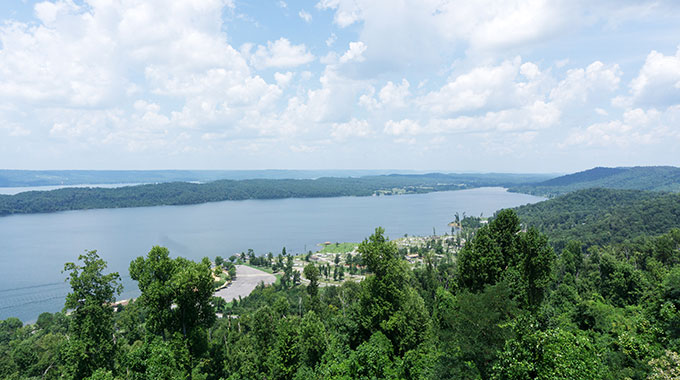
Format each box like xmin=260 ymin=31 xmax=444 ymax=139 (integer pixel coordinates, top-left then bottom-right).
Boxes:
xmin=1 ymin=0 xmax=679 ymax=172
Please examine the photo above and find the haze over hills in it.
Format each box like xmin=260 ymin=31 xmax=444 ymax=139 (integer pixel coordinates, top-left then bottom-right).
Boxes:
xmin=509 ymin=166 xmax=680 ymax=197
xmin=0 ymin=169 xmax=428 ymax=187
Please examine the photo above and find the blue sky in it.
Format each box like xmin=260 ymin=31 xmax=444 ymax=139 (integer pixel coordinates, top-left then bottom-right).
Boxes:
xmin=1 ymin=0 xmax=680 ymax=172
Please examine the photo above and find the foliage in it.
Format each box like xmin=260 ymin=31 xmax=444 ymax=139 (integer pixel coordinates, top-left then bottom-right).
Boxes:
xmin=62 ymin=250 xmax=121 ymax=380
xmin=2 ymin=205 xmax=680 ymax=380
xmin=0 ymin=172 xmax=551 ymax=216
xmin=510 ymin=166 xmax=680 ymax=197
xmin=515 ymin=188 xmax=680 ymax=250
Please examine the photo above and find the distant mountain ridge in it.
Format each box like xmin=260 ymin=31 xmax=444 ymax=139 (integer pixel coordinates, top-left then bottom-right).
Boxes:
xmin=509 ymin=166 xmax=680 ymax=197
xmin=0 ymin=169 xmax=423 ymax=187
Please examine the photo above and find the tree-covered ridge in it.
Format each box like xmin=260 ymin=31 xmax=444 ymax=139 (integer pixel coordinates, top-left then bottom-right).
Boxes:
xmin=510 ymin=166 xmax=680 ymax=197
xmin=0 ymin=173 xmax=546 ymax=216
xmin=2 ymin=207 xmax=680 ymax=379
xmin=514 ymin=188 xmax=680 ymax=250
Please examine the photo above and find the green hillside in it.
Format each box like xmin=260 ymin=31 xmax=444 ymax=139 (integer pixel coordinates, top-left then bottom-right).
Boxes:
xmin=510 ymin=166 xmax=680 ymax=197
xmin=514 ymin=188 xmax=680 ymax=249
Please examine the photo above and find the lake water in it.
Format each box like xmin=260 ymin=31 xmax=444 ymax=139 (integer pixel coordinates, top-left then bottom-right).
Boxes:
xmin=0 ymin=187 xmax=545 ymax=322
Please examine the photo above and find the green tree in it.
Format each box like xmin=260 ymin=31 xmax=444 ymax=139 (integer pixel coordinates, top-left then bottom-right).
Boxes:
xmin=268 ymin=316 xmax=301 ymax=379
xmin=62 ymin=250 xmax=122 ymax=380
xmin=129 ymin=247 xmax=215 ymax=363
xmin=491 ymin=322 xmax=607 ymax=380
xmin=214 ymin=255 xmax=224 ymax=267
xmin=357 ymin=228 xmax=429 ymax=355
xmin=517 ymin=228 xmax=555 ymax=309
xmin=435 ymin=284 xmax=516 ymax=379
xmin=647 ymin=350 xmax=680 ymax=380
xmin=129 ymin=246 xmax=176 ymax=338
xmin=348 ymin=331 xmax=399 ymax=380
xmin=281 ymin=255 xmax=294 ymax=289
xmin=172 ymin=257 xmax=216 ymax=356
xmin=299 ymin=311 xmax=327 ymax=368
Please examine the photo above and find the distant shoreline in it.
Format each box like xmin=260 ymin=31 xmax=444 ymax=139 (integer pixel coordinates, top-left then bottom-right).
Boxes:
xmin=0 ymin=173 xmax=549 ymax=217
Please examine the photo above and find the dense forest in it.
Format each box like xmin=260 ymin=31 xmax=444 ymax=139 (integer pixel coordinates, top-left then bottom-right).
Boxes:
xmin=509 ymin=166 xmax=680 ymax=197
xmin=0 ymin=173 xmax=547 ymax=216
xmin=515 ymin=188 xmax=680 ymax=250
xmin=1 ymin=202 xmax=680 ymax=379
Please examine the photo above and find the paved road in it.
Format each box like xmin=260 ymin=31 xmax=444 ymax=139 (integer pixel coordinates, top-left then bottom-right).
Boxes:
xmin=214 ymin=265 xmax=276 ymax=302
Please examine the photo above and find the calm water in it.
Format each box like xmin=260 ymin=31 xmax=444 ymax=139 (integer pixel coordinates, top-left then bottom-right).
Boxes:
xmin=0 ymin=187 xmax=544 ymax=321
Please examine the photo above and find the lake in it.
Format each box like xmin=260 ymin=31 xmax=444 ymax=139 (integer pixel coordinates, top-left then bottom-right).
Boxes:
xmin=0 ymin=187 xmax=545 ymax=321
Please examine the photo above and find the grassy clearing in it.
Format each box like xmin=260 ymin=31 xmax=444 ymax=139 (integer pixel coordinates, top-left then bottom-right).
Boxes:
xmin=318 ymin=242 xmax=358 ymax=254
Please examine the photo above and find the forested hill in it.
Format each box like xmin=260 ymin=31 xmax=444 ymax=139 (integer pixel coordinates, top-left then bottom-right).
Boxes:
xmin=509 ymin=166 xmax=680 ymax=197
xmin=0 ymin=172 xmax=547 ymax=216
xmin=514 ymin=188 xmax=680 ymax=249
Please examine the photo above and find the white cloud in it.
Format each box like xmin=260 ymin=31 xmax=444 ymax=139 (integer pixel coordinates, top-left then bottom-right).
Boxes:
xmin=384 ymin=119 xmax=423 ymax=136
xmin=629 ymin=46 xmax=680 ymax=106
xmin=466 ymin=0 xmax=574 ymax=51
xmin=359 ymin=79 xmax=410 ymax=110
xmin=316 ymin=0 xmax=362 ymax=28
xmin=274 ymin=72 xmax=294 ymax=88
xmin=562 ymin=106 xmax=680 ymax=148
xmin=247 ymin=38 xmax=315 ymax=69
xmin=316 ymin=1 xmax=677 ymax=75
xmin=339 ymin=41 xmax=367 ymax=63
xmin=331 ymin=118 xmax=372 ymax=140
xmin=325 ymin=33 xmax=337 ymax=47
xmin=299 ymin=9 xmax=312 ymax=23
xmin=316 ymin=0 xmax=578 ymax=70
xmin=549 ymin=61 xmax=622 ymax=106
xmin=418 ymin=58 xmax=552 ymax=115
xmin=428 ymin=100 xmax=560 ymax=135
xmin=0 ymin=0 xmax=298 ymax=154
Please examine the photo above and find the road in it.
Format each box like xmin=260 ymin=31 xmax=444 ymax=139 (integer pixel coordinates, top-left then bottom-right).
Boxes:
xmin=214 ymin=265 xmax=276 ymax=302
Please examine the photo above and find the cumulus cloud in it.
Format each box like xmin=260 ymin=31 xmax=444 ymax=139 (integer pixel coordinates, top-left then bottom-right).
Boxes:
xmin=427 ymin=100 xmax=560 ymax=135
xmin=359 ymin=79 xmax=410 ymax=110
xmin=0 ymin=0 xmax=295 ymax=154
xmin=549 ymin=61 xmax=622 ymax=106
xmin=331 ymin=118 xmax=373 ymax=140
xmin=384 ymin=119 xmax=423 ymax=136
xmin=316 ymin=0 xmax=678 ymax=75
xmin=316 ymin=0 xmax=577 ymax=70
xmin=339 ymin=41 xmax=367 ymax=63
xmin=274 ymin=72 xmax=294 ymax=88
xmin=562 ymin=106 xmax=680 ymax=148
xmin=2 ymin=0 xmax=680 ymax=169
xmin=247 ymin=38 xmax=315 ymax=69
xmin=417 ymin=57 xmax=555 ymax=116
xmin=629 ymin=46 xmax=680 ymax=106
